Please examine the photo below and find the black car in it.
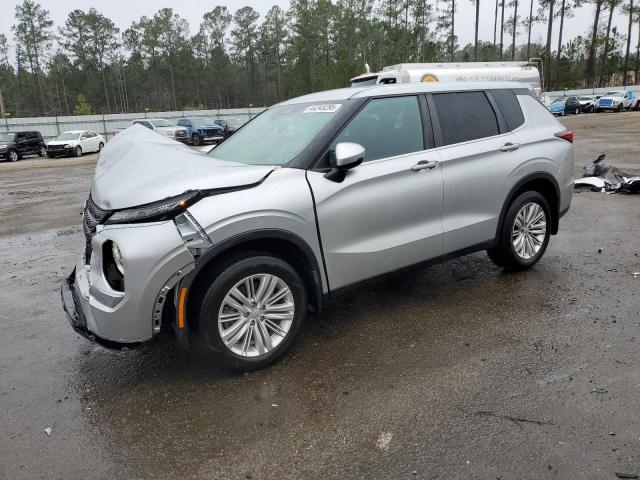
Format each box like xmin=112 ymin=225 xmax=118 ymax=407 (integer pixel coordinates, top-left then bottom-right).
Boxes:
xmin=214 ymin=118 xmax=244 ymax=139
xmin=0 ymin=131 xmax=47 ymax=162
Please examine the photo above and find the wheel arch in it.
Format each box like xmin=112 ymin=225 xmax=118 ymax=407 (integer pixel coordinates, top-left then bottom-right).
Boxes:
xmin=496 ymin=172 xmax=561 ymax=239
xmin=184 ymin=229 xmax=324 ymax=331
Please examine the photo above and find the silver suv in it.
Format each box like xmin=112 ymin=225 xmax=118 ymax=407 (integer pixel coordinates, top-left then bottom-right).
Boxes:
xmin=61 ymin=82 xmax=574 ymax=371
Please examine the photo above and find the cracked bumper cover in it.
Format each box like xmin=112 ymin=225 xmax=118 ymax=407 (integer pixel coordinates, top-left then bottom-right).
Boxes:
xmin=61 ymin=220 xmax=195 ymax=349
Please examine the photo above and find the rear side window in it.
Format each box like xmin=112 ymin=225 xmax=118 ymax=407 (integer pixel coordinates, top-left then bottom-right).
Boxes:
xmin=332 ymin=96 xmax=423 ymax=162
xmin=432 ymin=92 xmax=499 ymax=146
xmin=491 ymin=89 xmax=525 ymax=131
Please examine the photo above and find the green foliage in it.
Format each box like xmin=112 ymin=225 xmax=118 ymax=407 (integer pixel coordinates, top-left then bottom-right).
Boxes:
xmin=1 ymin=0 xmax=638 ymax=117
xmin=72 ymin=93 xmax=92 ymax=115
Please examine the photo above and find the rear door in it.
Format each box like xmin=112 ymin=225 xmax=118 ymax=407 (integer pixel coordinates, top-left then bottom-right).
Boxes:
xmin=307 ymin=95 xmax=444 ymax=290
xmin=430 ymin=89 xmax=527 ymax=254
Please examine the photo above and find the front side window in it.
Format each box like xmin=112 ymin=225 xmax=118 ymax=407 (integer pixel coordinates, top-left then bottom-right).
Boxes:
xmin=0 ymin=132 xmax=17 ymax=142
xmin=433 ymin=91 xmax=499 ymax=146
xmin=331 ymin=96 xmax=423 ymax=162
xmin=209 ymin=102 xmax=343 ymax=166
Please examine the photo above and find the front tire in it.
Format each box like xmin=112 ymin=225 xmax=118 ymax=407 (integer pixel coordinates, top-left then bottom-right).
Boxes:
xmin=193 ymin=253 xmax=307 ymax=372
xmin=192 ymin=134 xmax=203 ymax=146
xmin=8 ymin=149 xmax=19 ymax=162
xmin=487 ymin=191 xmax=551 ymax=271
xmin=617 ymin=103 xmax=623 ymax=112
xmin=38 ymin=146 xmax=47 ymax=157
xmin=74 ymin=146 xmax=82 ymax=157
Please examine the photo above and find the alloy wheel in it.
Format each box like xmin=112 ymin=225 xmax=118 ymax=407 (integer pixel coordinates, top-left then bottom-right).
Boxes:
xmin=512 ymin=202 xmax=547 ymax=260
xmin=9 ymin=150 xmax=18 ymax=162
xmin=217 ymin=274 xmax=295 ymax=357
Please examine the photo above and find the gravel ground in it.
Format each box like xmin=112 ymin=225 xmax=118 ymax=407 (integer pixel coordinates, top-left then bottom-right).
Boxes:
xmin=0 ymin=113 xmax=639 ymax=480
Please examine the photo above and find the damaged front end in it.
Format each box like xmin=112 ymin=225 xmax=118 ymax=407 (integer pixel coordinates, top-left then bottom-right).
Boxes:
xmin=61 ymin=125 xmax=272 ymax=349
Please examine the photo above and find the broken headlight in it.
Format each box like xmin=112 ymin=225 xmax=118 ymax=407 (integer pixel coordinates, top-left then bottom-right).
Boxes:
xmin=105 ymin=191 xmax=201 ymax=225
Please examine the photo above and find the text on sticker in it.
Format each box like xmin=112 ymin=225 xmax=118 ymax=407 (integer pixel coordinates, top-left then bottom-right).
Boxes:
xmin=303 ymin=104 xmax=342 ymax=114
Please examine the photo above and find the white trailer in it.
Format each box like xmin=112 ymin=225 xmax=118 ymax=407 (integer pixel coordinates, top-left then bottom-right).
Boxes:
xmin=350 ymin=60 xmax=545 ymax=100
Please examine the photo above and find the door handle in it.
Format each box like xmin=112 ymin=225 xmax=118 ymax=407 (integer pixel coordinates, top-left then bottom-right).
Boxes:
xmin=411 ymin=160 xmax=439 ymax=171
xmin=500 ymin=142 xmax=520 ymax=152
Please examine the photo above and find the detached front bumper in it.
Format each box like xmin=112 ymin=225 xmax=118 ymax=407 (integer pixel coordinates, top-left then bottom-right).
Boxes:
xmin=61 ymin=220 xmax=195 ymax=349
xmin=61 ymin=269 xmax=145 ymax=349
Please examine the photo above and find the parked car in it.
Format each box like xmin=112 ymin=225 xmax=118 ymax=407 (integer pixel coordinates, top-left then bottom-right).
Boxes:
xmin=176 ymin=117 xmax=225 ymax=145
xmin=47 ymin=130 xmax=105 ymax=158
xmin=549 ymin=96 xmax=581 ymax=115
xmin=214 ymin=118 xmax=244 ymax=138
xmin=131 ymin=118 xmax=189 ymax=143
xmin=62 ymin=82 xmax=574 ymax=372
xmin=577 ymin=95 xmax=597 ymax=113
xmin=596 ymin=90 xmax=634 ymax=112
xmin=0 ymin=131 xmax=47 ymax=162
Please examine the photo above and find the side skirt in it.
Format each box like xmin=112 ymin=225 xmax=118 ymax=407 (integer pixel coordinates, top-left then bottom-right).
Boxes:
xmin=325 ymin=240 xmax=496 ymax=301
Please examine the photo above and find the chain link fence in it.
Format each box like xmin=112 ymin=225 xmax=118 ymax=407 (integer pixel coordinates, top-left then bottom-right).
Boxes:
xmin=1 ymin=107 xmax=267 ymax=140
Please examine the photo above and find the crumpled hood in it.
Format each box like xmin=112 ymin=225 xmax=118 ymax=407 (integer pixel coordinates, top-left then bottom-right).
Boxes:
xmin=91 ymin=124 xmax=274 ymax=210
xmin=47 ymin=140 xmax=76 ymax=146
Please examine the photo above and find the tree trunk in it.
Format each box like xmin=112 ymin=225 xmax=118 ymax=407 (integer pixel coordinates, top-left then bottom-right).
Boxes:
xmin=586 ymin=0 xmax=602 ymax=86
xmin=500 ymin=0 xmax=506 ymax=59
xmin=451 ymin=0 xmax=456 ymax=61
xmin=635 ymin=15 xmax=640 ymax=84
xmin=494 ymin=0 xmax=499 ymax=49
xmin=555 ymin=0 xmax=566 ymax=89
xmin=622 ymin=0 xmax=633 ymax=85
xmin=527 ymin=0 xmax=534 ymax=59
xmin=101 ymin=68 xmax=111 ymax=113
xmin=474 ymin=0 xmax=480 ymax=60
xmin=544 ymin=0 xmax=554 ymax=90
xmin=512 ymin=0 xmax=519 ymax=60
xmin=601 ymin=2 xmax=615 ymax=86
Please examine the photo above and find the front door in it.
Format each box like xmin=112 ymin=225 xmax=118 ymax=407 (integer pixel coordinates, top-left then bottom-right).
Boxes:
xmin=307 ymin=95 xmax=444 ymax=290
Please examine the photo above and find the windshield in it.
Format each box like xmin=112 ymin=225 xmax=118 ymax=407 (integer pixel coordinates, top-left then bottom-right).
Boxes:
xmin=150 ymin=119 xmax=172 ymax=127
xmin=55 ymin=132 xmax=81 ymax=141
xmin=189 ymin=118 xmax=215 ymax=127
xmin=0 ymin=132 xmax=16 ymax=142
xmin=209 ymin=102 xmax=344 ymax=166
xmin=351 ymin=76 xmax=378 ymax=87
xmin=605 ymin=91 xmax=624 ymax=96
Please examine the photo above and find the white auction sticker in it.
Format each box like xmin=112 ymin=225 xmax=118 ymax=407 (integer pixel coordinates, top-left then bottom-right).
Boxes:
xmin=303 ymin=104 xmax=342 ymax=114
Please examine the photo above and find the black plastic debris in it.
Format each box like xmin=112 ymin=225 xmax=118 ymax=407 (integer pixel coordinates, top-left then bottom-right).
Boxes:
xmin=575 ymin=153 xmax=640 ymax=194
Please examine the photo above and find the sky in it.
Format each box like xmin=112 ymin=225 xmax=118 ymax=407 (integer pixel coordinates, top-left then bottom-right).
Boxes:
xmin=0 ymin=0 xmax=637 ymax=62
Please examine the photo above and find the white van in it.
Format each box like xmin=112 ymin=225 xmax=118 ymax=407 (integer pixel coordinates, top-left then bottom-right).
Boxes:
xmin=350 ymin=60 xmax=545 ymax=101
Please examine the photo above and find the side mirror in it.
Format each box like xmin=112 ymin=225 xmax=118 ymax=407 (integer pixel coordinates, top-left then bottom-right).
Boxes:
xmin=324 ymin=142 xmax=365 ymax=182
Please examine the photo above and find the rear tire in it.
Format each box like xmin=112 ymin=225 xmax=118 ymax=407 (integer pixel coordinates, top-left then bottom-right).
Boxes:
xmin=192 ymin=253 xmax=307 ymax=372
xmin=487 ymin=191 xmax=551 ymax=271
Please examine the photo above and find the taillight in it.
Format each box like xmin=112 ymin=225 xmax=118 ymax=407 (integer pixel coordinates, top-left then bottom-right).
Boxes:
xmin=555 ymin=130 xmax=574 ymax=143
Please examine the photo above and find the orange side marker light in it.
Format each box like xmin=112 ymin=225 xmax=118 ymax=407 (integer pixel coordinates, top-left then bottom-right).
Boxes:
xmin=177 ymin=287 xmax=187 ymax=329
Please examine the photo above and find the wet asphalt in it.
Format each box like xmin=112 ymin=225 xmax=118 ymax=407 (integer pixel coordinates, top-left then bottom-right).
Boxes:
xmin=1 ymin=116 xmax=639 ymax=479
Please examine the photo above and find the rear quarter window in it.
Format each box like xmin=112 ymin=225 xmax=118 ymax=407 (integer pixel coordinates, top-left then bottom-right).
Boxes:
xmin=491 ymin=89 xmax=525 ymax=131
xmin=432 ymin=91 xmax=499 ymax=146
